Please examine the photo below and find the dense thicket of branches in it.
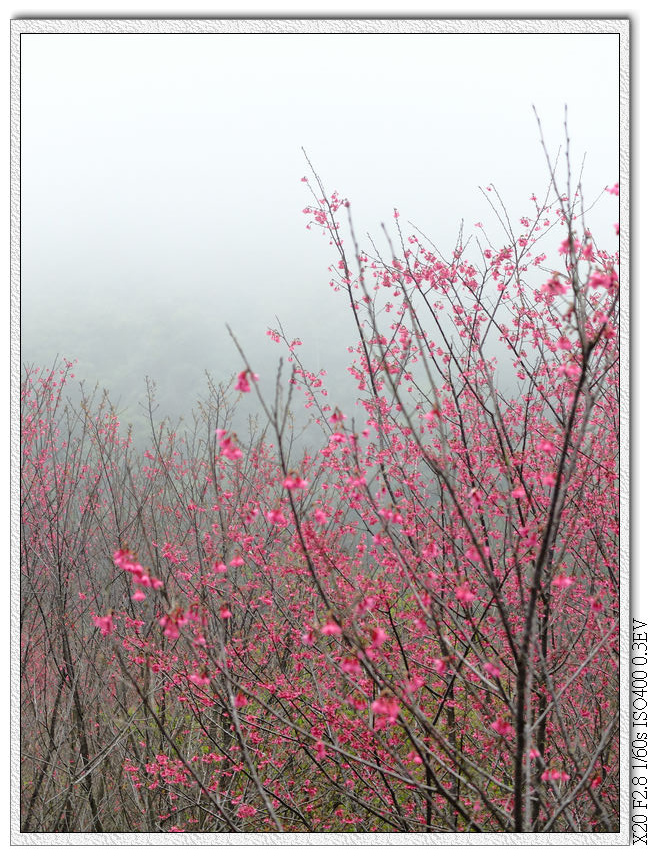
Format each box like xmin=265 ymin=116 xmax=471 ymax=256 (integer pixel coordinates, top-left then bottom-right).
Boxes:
xmin=20 ymin=155 xmax=619 ymax=834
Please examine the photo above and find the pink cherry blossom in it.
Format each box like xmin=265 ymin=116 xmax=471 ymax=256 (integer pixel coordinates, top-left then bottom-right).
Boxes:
xmin=234 ymin=370 xmax=251 ymax=392
xmin=92 ymin=613 xmax=115 ymax=636
xmin=490 ymin=717 xmax=514 ymax=737
xmin=484 ymin=662 xmax=501 ymax=678
xmin=321 ymin=620 xmax=342 ymax=636
xmin=340 ymin=656 xmax=361 ymax=675
xmin=552 ymin=574 xmax=574 ymax=589
xmin=266 ymin=508 xmax=288 ymax=527
xmin=433 ymin=658 xmax=447 ymax=676
xmin=371 ymin=696 xmax=400 ymax=723
xmin=282 ymin=475 xmax=309 ymax=490
xmin=466 ymin=544 xmax=488 ymax=563
xmin=543 ymin=274 xmax=569 ymax=298
xmin=301 ymin=627 xmax=315 ymax=646
xmin=541 ymin=769 xmax=570 ymax=782
xmin=216 ymin=429 xmax=243 ymax=461
xmin=159 ymin=608 xmax=187 ymax=640
xmin=455 ymin=583 xmax=476 ymax=605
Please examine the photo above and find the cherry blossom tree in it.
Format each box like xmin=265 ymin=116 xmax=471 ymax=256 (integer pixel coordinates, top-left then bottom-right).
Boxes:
xmin=20 ymin=133 xmax=619 ymax=833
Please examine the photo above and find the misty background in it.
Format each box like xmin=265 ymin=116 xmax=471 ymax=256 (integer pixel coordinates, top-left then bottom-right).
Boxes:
xmin=21 ymin=31 xmax=620 ymax=446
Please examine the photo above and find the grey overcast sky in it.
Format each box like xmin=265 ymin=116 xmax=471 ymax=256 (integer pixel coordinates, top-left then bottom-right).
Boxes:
xmin=20 ymin=30 xmax=620 ymax=429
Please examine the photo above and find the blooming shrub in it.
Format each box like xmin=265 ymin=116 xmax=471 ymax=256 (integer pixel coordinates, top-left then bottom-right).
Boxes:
xmin=20 ymin=157 xmax=619 ymax=833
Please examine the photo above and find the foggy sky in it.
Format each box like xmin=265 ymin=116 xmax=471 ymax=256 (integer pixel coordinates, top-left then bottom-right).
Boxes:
xmin=20 ymin=31 xmax=620 ymax=436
